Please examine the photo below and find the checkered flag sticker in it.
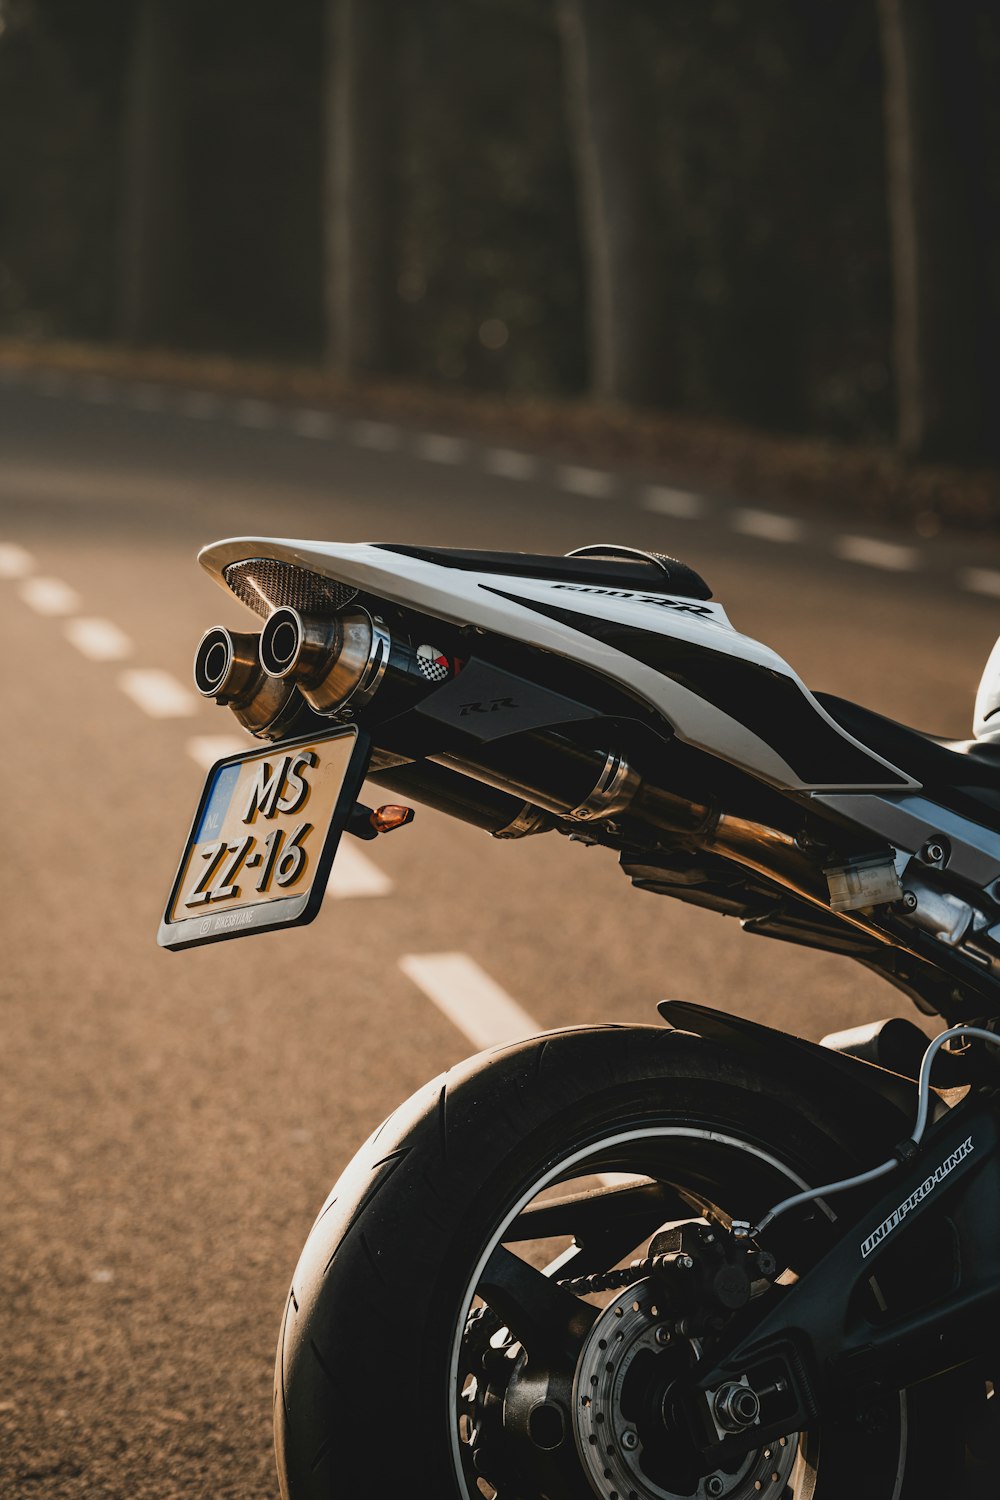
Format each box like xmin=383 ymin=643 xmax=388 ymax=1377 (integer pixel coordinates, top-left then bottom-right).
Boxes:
xmin=415 ymin=644 xmax=452 ymax=683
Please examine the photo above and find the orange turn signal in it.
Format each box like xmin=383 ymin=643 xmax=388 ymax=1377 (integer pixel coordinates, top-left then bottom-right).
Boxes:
xmin=370 ymin=804 xmax=415 ymax=834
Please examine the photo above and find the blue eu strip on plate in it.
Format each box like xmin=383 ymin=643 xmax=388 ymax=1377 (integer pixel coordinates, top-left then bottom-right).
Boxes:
xmin=194 ymin=762 xmax=242 ymax=842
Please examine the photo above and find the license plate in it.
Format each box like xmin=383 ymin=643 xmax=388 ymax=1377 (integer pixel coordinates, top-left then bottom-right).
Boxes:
xmin=158 ymin=726 xmax=370 ymax=951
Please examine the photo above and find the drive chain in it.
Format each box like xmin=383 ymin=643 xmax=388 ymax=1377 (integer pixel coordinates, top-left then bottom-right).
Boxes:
xmin=557 ymin=1250 xmax=683 ymax=1297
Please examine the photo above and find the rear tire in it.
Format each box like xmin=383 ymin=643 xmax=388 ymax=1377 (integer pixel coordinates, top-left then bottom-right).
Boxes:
xmin=274 ymin=1024 xmax=969 ymax=1498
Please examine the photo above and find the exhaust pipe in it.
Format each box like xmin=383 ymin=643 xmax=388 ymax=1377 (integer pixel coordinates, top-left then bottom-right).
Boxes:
xmin=260 ymin=606 xmax=454 ymax=717
xmin=435 ymin=733 xmax=713 ymax=836
xmin=193 ymin=626 xmax=320 ymax=741
xmin=367 ymin=757 xmax=551 ymax=837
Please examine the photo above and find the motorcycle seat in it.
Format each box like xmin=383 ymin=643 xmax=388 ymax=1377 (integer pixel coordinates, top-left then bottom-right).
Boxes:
xmin=375 ymin=543 xmax=713 ymax=601
xmin=816 ymin=692 xmax=1000 ymax=820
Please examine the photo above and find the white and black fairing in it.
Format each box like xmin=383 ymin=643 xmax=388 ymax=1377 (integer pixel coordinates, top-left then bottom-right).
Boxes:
xmin=198 ymin=536 xmax=1000 ymax=1022
xmin=202 ymin=536 xmax=916 ymax=790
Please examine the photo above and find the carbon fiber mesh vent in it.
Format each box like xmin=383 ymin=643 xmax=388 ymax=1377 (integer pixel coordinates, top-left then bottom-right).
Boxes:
xmin=223 ymin=558 xmax=358 ymax=617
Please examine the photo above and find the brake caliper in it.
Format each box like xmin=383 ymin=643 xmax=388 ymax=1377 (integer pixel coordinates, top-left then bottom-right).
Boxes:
xmin=565 ymin=1224 xmax=794 ymax=1499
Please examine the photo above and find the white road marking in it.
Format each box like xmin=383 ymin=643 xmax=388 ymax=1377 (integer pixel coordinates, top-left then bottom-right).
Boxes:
xmin=80 ymin=375 xmax=116 ymax=404
xmin=399 ymin=952 xmax=539 ymax=1051
xmin=483 ymin=447 xmax=539 ymax=480
xmin=119 ymin=669 xmax=199 ymax=718
xmin=129 ymin=383 xmax=166 ymax=412
xmin=0 ymin=543 xmax=34 ymax=579
xmin=352 ymin=418 xmax=400 ymax=450
xmin=186 ymin=734 xmax=253 ymax=769
xmin=732 ymin=508 xmax=804 ymax=543
xmin=178 ymin=390 xmax=222 ymax=419
xmin=557 ymin=464 xmax=616 ymax=499
xmin=963 ymin=568 xmax=1000 ymax=599
xmin=327 ymin=840 xmax=394 ymax=899
xmin=290 ymin=407 xmax=337 ymax=438
xmin=64 ymin=617 xmax=133 ymax=661
xmin=835 ymin=535 xmax=918 ymax=572
xmin=19 ymin=576 xmax=80 ymax=615
xmin=415 ymin=432 xmax=467 ymax=464
xmin=233 ymin=398 xmax=278 ymax=428
xmin=640 ymin=484 xmax=705 ymax=519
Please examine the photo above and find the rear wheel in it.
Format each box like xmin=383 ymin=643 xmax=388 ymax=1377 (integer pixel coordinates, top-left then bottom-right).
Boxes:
xmin=275 ymin=1024 xmax=968 ymax=1498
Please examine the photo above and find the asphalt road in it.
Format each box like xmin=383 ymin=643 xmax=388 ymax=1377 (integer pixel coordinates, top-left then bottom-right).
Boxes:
xmin=2 ymin=370 xmax=999 ymax=1498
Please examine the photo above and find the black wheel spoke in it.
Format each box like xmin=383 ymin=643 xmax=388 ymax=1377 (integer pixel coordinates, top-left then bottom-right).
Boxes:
xmin=478 ymin=1244 xmax=598 ymax=1367
xmin=505 ymin=1178 xmax=695 ymax=1272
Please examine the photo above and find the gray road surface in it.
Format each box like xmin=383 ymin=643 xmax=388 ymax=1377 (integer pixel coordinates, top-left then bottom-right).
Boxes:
xmin=1 ymin=373 xmax=998 ymax=1497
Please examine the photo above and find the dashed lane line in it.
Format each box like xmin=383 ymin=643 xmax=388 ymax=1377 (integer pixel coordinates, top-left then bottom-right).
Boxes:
xmin=640 ymin=485 xmax=705 ymax=519
xmin=79 ymin=375 xmax=116 ymax=404
xmin=4 ymin=371 xmax=999 ymax=593
xmin=399 ymin=951 xmax=539 ymax=1051
xmin=557 ymin=464 xmax=617 ymax=500
xmin=64 ymin=617 xmax=133 ymax=661
xmin=352 ymin=418 xmax=400 ymax=451
xmin=483 ymin=447 xmax=539 ymax=480
xmin=129 ymin=383 xmax=167 ymax=412
xmin=732 ymin=508 xmax=804 ymax=543
xmin=290 ymin=408 xmax=337 ymax=439
xmin=0 ymin=543 xmax=34 ymax=579
xmin=177 ymin=390 xmax=223 ymax=420
xmin=327 ymin=840 xmax=394 ymax=899
xmin=186 ymin=734 xmax=253 ymax=769
xmin=415 ymin=432 xmax=468 ymax=465
xmin=963 ymin=568 xmax=1000 ymax=599
xmin=233 ymin=398 xmax=278 ymax=429
xmin=119 ymin=668 xmax=199 ymax=719
xmin=19 ymin=576 xmax=80 ymax=616
xmin=834 ymin=535 xmax=918 ymax=572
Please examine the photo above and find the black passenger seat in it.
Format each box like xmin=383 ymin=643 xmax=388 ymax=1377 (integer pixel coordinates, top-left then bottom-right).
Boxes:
xmin=816 ymin=692 xmax=1000 ymax=820
xmin=375 ymin=543 xmax=712 ymax=601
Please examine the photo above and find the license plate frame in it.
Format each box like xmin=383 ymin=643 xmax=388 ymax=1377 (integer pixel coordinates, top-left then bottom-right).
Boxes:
xmin=158 ymin=724 xmax=371 ymax=952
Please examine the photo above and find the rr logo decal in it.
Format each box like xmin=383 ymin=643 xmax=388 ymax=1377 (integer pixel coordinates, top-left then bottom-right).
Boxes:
xmin=459 ymin=697 xmax=517 ymax=716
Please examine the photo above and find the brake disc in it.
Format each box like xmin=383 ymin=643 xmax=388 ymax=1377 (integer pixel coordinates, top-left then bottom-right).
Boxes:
xmin=572 ymin=1279 xmax=798 ymax=1500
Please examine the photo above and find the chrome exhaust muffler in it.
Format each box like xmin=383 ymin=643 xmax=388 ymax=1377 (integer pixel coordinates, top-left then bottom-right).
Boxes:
xmin=260 ymin=607 xmax=389 ymax=714
xmin=260 ymin=606 xmax=453 ymax=717
xmin=193 ymin=626 xmax=318 ymax=741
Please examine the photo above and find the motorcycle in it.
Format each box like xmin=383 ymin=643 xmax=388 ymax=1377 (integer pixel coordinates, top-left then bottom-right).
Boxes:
xmin=159 ymin=537 xmax=1000 ymax=1499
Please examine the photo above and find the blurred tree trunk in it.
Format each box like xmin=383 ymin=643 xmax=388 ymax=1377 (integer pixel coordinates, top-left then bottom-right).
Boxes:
xmin=878 ymin=0 xmax=985 ymax=457
xmin=116 ymin=0 xmax=185 ymax=345
xmin=556 ymin=0 xmax=666 ymax=404
xmin=324 ymin=0 xmax=397 ymax=373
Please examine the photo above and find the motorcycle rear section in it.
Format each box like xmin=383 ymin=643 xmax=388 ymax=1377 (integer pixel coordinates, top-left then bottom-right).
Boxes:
xmin=274 ymin=1020 xmax=979 ymax=1500
xmin=184 ymin=536 xmax=1000 ymax=1024
xmin=159 ymin=537 xmax=1000 ymax=1497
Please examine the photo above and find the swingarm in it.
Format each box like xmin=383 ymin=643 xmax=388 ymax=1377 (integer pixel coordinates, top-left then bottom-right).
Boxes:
xmin=676 ymin=1100 xmax=1000 ymax=1463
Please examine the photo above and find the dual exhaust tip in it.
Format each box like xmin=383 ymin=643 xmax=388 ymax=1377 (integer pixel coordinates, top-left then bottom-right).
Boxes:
xmin=195 ymin=607 xmax=649 ymax=836
xmin=194 ymin=624 xmax=308 ymax=740
xmin=259 ymin=607 xmax=389 ymax=713
xmin=194 ymin=607 xmax=407 ymax=737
